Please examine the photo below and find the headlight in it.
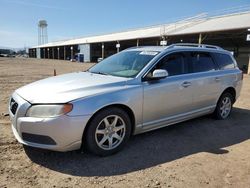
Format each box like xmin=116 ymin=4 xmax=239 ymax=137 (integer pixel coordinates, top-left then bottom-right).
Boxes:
xmin=26 ymin=104 xmax=73 ymax=118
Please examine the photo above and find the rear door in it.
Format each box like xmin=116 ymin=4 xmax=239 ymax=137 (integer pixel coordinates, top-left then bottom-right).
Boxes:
xmin=187 ymin=51 xmax=221 ymax=110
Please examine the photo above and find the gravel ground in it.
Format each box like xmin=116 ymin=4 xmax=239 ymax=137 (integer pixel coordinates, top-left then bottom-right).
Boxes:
xmin=0 ymin=57 xmax=250 ymax=188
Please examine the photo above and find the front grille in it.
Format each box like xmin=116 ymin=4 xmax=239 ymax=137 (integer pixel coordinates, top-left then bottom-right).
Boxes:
xmin=10 ymin=98 xmax=18 ymax=115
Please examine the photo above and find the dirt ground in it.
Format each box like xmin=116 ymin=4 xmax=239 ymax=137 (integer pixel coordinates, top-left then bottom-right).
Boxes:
xmin=0 ymin=57 xmax=250 ymax=188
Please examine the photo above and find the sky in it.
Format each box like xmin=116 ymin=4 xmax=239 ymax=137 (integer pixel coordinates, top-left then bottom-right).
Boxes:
xmin=0 ymin=0 xmax=250 ymax=48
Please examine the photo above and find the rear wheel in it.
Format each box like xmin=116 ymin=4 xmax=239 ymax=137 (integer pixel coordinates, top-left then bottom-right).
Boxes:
xmin=85 ymin=107 xmax=131 ymax=156
xmin=214 ymin=93 xmax=233 ymax=120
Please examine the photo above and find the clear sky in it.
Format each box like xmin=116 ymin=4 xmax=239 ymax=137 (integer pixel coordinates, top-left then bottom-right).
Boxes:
xmin=1 ymin=0 xmax=250 ymax=48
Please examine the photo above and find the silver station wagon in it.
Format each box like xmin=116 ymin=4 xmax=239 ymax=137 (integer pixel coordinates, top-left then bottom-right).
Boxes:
xmin=9 ymin=43 xmax=243 ymax=156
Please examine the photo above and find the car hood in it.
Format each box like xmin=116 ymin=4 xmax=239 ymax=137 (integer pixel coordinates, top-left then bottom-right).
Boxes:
xmin=16 ymin=72 xmax=130 ymax=103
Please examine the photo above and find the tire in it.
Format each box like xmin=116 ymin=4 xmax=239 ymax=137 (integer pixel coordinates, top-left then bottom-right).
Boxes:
xmin=214 ymin=92 xmax=233 ymax=120
xmin=85 ymin=107 xmax=131 ymax=156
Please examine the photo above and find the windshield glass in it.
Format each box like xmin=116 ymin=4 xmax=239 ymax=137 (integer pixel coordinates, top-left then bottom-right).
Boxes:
xmin=89 ymin=50 xmax=158 ymax=78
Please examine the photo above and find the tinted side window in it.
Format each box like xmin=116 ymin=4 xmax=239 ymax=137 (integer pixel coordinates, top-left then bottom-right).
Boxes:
xmin=156 ymin=53 xmax=188 ymax=76
xmin=212 ymin=53 xmax=235 ymax=70
xmin=190 ymin=52 xmax=216 ymax=73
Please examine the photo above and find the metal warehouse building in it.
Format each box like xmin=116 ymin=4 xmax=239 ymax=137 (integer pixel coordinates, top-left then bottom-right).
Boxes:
xmin=29 ymin=10 xmax=250 ymax=70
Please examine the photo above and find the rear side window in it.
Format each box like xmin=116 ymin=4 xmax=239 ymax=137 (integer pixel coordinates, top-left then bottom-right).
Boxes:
xmin=212 ymin=53 xmax=235 ymax=70
xmin=156 ymin=53 xmax=188 ymax=76
xmin=190 ymin=52 xmax=216 ymax=73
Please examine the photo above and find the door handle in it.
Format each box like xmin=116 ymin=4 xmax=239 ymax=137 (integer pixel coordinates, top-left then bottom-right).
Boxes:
xmin=215 ymin=77 xmax=221 ymax=82
xmin=182 ymin=81 xmax=191 ymax=88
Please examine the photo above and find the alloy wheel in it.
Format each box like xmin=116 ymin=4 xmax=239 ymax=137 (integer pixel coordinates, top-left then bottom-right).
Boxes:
xmin=219 ymin=96 xmax=232 ymax=119
xmin=95 ymin=115 xmax=126 ymax=150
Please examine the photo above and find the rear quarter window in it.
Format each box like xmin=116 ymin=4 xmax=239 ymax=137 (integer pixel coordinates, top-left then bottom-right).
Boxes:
xmin=212 ymin=53 xmax=235 ymax=70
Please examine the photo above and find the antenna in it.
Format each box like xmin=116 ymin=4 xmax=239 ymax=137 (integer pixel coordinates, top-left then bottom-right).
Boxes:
xmin=38 ymin=20 xmax=48 ymax=45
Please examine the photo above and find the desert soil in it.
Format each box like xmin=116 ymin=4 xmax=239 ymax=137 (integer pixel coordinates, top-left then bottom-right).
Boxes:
xmin=0 ymin=57 xmax=249 ymax=188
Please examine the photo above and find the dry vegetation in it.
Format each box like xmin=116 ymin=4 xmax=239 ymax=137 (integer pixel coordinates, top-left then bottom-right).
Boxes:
xmin=0 ymin=57 xmax=250 ymax=188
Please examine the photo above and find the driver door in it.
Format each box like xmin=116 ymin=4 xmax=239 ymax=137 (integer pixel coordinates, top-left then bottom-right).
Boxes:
xmin=142 ymin=52 xmax=194 ymax=129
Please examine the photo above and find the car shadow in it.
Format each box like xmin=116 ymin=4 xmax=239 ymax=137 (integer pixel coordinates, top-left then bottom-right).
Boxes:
xmin=24 ymin=107 xmax=250 ymax=176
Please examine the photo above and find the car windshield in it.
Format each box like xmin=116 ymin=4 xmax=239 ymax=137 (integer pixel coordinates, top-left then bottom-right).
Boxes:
xmin=88 ymin=50 xmax=158 ymax=78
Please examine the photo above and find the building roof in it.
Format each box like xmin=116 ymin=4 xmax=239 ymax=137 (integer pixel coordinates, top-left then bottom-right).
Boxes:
xmin=33 ymin=11 xmax=250 ymax=49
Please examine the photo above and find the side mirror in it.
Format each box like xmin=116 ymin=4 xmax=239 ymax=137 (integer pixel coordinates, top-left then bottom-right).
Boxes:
xmin=152 ymin=69 xmax=168 ymax=79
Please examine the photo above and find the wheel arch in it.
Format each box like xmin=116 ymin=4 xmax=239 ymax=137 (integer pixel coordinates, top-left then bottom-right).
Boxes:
xmin=81 ymin=103 xmax=136 ymax=148
xmin=219 ymin=87 xmax=236 ymax=104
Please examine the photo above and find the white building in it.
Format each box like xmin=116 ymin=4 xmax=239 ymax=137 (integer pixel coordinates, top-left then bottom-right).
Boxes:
xmin=29 ymin=9 xmax=250 ymax=70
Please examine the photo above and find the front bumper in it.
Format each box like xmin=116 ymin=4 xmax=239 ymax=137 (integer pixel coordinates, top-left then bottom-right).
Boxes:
xmin=9 ymin=92 xmax=91 ymax=152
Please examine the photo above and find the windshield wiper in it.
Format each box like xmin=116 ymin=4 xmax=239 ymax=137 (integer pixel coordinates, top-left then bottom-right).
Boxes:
xmin=89 ymin=71 xmax=109 ymax=76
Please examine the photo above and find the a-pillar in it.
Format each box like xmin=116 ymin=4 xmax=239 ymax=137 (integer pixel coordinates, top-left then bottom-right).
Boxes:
xmin=137 ymin=39 xmax=139 ymax=47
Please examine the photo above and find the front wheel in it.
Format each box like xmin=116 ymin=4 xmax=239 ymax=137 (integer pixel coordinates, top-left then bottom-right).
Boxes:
xmin=214 ymin=93 xmax=233 ymax=120
xmin=85 ymin=107 xmax=131 ymax=156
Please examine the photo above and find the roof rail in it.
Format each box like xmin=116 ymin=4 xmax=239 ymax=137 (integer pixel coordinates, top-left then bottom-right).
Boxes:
xmin=126 ymin=46 xmax=146 ymax=50
xmin=167 ymin=43 xmax=223 ymax=50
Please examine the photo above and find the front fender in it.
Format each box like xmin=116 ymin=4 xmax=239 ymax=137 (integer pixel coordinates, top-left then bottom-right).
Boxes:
xmin=68 ymin=85 xmax=143 ymax=128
